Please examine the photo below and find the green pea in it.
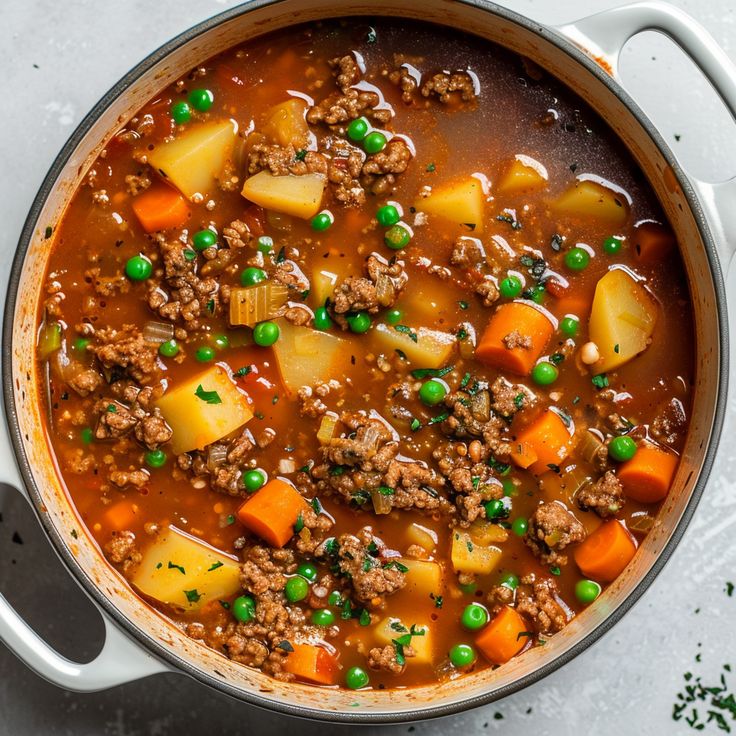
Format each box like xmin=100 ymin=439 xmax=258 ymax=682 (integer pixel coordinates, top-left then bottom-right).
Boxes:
xmin=73 ymin=337 xmax=90 ymax=352
xmin=284 ymin=576 xmax=309 ymax=603
xmin=347 ymin=117 xmax=370 ymax=142
xmin=313 ymin=306 xmax=333 ymax=331
xmin=170 ymin=101 xmax=191 ymax=124
xmin=603 ymin=236 xmax=623 ymax=255
xmin=608 ymin=435 xmax=637 ymax=462
xmin=499 ymin=275 xmax=523 ymax=299
xmin=560 ymin=316 xmax=579 ymax=337
xmin=257 ymin=235 xmax=274 ymax=253
xmin=385 ymin=309 xmax=403 ymax=326
xmin=158 ymin=339 xmax=179 ymax=358
xmin=125 ymin=255 xmax=153 ymax=281
xmin=345 ymin=666 xmax=370 ymax=690
xmin=232 ymin=595 xmax=256 ymax=623
xmin=253 ymin=321 xmax=280 ymax=347
xmin=241 ymin=267 xmax=267 ymax=287
xmin=575 ymin=579 xmax=601 ymax=604
xmin=192 ymin=229 xmax=217 ymax=251
xmin=297 ymin=563 xmax=318 ymax=583
xmin=511 ymin=517 xmax=528 ymax=536
xmin=145 ymin=449 xmax=167 ymax=468
xmin=461 ymin=603 xmax=489 ymax=630
xmin=188 ymin=88 xmax=214 ymax=112
xmin=311 ymin=211 xmax=334 ymax=232
xmin=500 ymin=572 xmax=519 ymax=590
xmin=311 ymin=608 xmax=335 ymax=627
xmin=384 ymin=224 xmax=411 ymax=250
xmin=328 ymin=591 xmax=344 ymax=607
xmin=363 ymin=130 xmax=387 ymax=154
xmin=195 ymin=345 xmax=215 ymax=362
xmin=80 ymin=427 xmax=93 ymax=445
xmin=376 ymin=204 xmax=400 ymax=227
xmin=243 ymin=469 xmax=267 ymax=492
xmin=564 ymin=247 xmax=591 ymax=271
xmin=484 ymin=498 xmax=507 ymax=519
xmin=419 ymin=379 xmax=447 ymax=407
xmin=213 ymin=334 xmax=230 ymax=350
xmin=347 ymin=312 xmax=371 ymax=334
xmin=531 ymin=361 xmax=559 ymax=386
xmin=449 ymin=643 xmax=476 ymax=668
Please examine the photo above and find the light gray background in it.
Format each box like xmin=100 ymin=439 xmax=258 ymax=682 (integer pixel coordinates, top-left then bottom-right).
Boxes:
xmin=1 ymin=1 xmax=735 ymax=734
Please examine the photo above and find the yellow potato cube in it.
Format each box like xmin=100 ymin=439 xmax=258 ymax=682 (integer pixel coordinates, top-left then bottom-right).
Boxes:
xmin=261 ymin=98 xmax=309 ymax=148
xmin=374 ymin=323 xmax=455 ymax=368
xmin=496 ymin=155 xmax=548 ymax=194
xmin=451 ymin=529 xmax=503 ymax=575
xmin=552 ymin=178 xmax=630 ymax=226
xmin=414 ymin=176 xmax=485 ymax=232
xmin=241 ymin=171 xmax=326 ymax=219
xmin=132 ymin=526 xmax=241 ymax=611
xmin=148 ymin=119 xmax=238 ymax=199
xmin=406 ymin=523 xmax=438 ymax=553
xmin=374 ymin=618 xmax=433 ymax=665
xmin=311 ymin=268 xmax=339 ymax=307
xmin=154 ymin=364 xmax=253 ymax=454
xmin=467 ymin=519 xmax=509 ymax=546
xmin=399 ymin=558 xmax=443 ymax=599
xmin=588 ymin=268 xmax=658 ymax=372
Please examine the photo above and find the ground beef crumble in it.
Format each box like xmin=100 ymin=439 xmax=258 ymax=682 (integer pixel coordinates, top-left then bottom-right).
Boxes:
xmin=332 ymin=254 xmax=407 ymax=319
xmin=104 ymin=530 xmax=142 ymax=574
xmin=576 ymin=470 xmax=625 ymax=518
xmin=91 ymin=325 xmax=159 ymax=383
xmin=421 ymin=71 xmax=477 ymax=104
xmin=367 ymin=643 xmax=411 ymax=674
xmin=524 ymin=502 xmax=586 ymax=566
xmin=502 ymin=331 xmax=532 ymax=350
xmin=515 ymin=574 xmax=570 ymax=634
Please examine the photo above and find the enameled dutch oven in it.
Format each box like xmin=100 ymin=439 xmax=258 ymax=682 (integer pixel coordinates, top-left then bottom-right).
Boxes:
xmin=1 ymin=0 xmax=735 ymax=723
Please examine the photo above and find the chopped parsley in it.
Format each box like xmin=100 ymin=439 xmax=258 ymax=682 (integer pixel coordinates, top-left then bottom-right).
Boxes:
xmin=106 ymin=404 xmax=117 ymax=413
xmin=410 ymin=418 xmax=421 ymax=432
xmin=167 ymin=561 xmax=186 ymax=575
xmin=726 ymin=582 xmax=734 ymax=597
xmin=390 ymin=621 xmax=408 ymax=633
xmin=225 ymin=514 xmax=236 ymax=525
xmin=496 ymin=211 xmax=522 ymax=230
xmin=219 ymin=600 xmax=231 ymax=610
xmin=194 ymin=385 xmax=221 ymax=405
xmin=614 ymin=343 xmax=620 ymax=354
xmin=549 ymin=566 xmax=561 ymax=576
xmin=311 ymin=497 xmax=323 ymax=515
xmin=592 ymin=373 xmax=609 ymax=389
xmin=460 ymin=372 xmax=471 ymax=388
xmin=392 ymin=624 xmax=426 ymax=666
xmin=426 ymin=162 xmax=436 ymax=172
xmin=294 ymin=512 xmax=304 ymax=534
xmin=275 ymin=640 xmax=294 ymax=652
xmin=207 ymin=561 xmax=224 ymax=572
xmin=547 ymin=464 xmax=561 ymax=474
xmin=395 ymin=348 xmax=408 ymax=361
xmin=673 ymin=663 xmax=736 ymax=732
xmin=294 ymin=149 xmax=307 ymax=161
xmin=457 ymin=327 xmax=468 ymax=341
xmin=458 ymin=300 xmax=469 ymax=310
xmin=184 ymin=589 xmax=201 ymax=603
xmin=428 ymin=412 xmax=449 ymax=425
xmin=410 ymin=365 xmax=454 ymax=379
xmin=549 ymin=352 xmax=565 ymax=365
xmin=383 ymin=560 xmax=409 ymax=573
xmin=514 ymin=393 xmax=525 ymax=409
xmin=394 ymin=324 xmax=418 ymax=343
xmin=235 ymin=365 xmax=253 ymax=377
xmin=378 ymin=485 xmax=395 ymax=496
xmin=516 ymin=631 xmax=535 ymax=641
xmin=329 ymin=465 xmax=346 ymax=476
xmin=359 ymin=609 xmax=371 ymax=626
xmin=432 ymin=594 xmax=443 ymax=609
xmin=206 ymin=299 xmax=215 ymax=314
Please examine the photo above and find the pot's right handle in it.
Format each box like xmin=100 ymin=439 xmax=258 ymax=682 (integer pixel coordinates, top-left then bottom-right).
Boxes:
xmin=557 ymin=0 xmax=736 ymax=269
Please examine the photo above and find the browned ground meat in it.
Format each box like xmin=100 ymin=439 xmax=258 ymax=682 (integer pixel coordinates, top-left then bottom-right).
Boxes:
xmin=388 ymin=66 xmax=418 ymax=103
xmin=92 ymin=325 xmax=158 ymax=383
xmin=525 ymin=502 xmax=586 ymax=566
xmin=450 ymin=237 xmax=486 ymax=268
xmin=332 ymin=254 xmax=407 ymax=317
xmin=326 ymin=140 xmax=366 ymax=207
xmin=576 ymin=470 xmax=625 ymax=518
xmin=367 ymin=644 xmax=409 ymax=674
xmin=84 ymin=267 xmax=131 ymax=297
xmin=247 ymin=142 xmax=328 ymax=177
xmin=486 ymin=583 xmax=515 ymax=613
xmin=330 ymin=54 xmax=361 ymax=92
xmin=474 ymin=278 xmax=499 ymax=307
xmin=307 ymin=89 xmax=392 ymax=126
xmin=650 ymin=397 xmax=687 ymax=447
xmin=361 ymin=138 xmax=413 ymax=195
xmin=94 ymin=388 xmax=172 ymax=449
xmin=240 ymin=545 xmax=296 ymax=595
xmin=104 ymin=530 xmax=142 ymax=573
xmin=124 ymin=173 xmax=151 ymax=195
xmin=109 ymin=468 xmax=150 ymax=489
xmin=502 ymin=331 xmax=532 ymax=350
xmin=324 ymin=529 xmax=407 ymax=604
xmin=222 ymin=219 xmax=253 ymax=250
xmin=297 ymin=380 xmax=343 ymax=417
xmin=515 ymin=574 xmax=570 ymax=634
xmin=68 ymin=367 xmax=104 ymax=397
xmin=421 ymin=71 xmax=477 ymax=103
xmin=490 ymin=376 xmax=533 ymax=418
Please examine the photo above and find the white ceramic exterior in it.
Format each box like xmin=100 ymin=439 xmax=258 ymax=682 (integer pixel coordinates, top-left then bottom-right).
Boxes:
xmin=0 ymin=0 xmax=734 ymax=722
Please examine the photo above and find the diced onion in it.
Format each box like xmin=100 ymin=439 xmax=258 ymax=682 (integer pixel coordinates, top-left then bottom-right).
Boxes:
xmin=629 ymin=513 xmax=655 ymax=533
xmin=143 ymin=321 xmax=175 ymax=344
xmin=317 ymin=412 xmax=339 ymax=445
xmin=278 ymin=458 xmax=296 ymax=474
xmin=371 ymin=488 xmax=392 ymax=515
xmin=206 ymin=443 xmax=229 ymax=472
xmin=38 ymin=321 xmax=62 ymax=359
xmin=375 ymin=274 xmax=396 ymax=307
xmin=469 ymin=390 xmax=490 ymax=422
xmin=577 ymin=430 xmax=607 ymax=467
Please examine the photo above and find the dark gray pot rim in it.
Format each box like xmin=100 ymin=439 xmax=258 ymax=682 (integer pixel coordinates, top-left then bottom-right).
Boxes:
xmin=3 ymin=0 xmax=729 ymax=724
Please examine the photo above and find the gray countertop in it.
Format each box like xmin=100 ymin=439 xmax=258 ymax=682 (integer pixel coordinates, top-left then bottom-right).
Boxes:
xmin=1 ymin=1 xmax=735 ymax=734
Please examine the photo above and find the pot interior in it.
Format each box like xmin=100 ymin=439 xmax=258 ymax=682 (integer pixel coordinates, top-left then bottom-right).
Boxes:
xmin=7 ymin=0 xmax=723 ymax=720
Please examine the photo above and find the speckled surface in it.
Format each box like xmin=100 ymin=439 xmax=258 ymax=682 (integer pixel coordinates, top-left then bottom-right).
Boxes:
xmin=1 ymin=1 xmax=735 ymax=734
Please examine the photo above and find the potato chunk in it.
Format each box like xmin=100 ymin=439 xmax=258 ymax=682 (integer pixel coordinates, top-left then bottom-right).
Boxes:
xmin=374 ymin=618 xmax=433 ymax=665
xmin=496 ymin=155 xmax=548 ymax=194
xmin=398 ymin=558 xmax=443 ymax=599
xmin=414 ymin=176 xmax=485 ymax=232
xmin=588 ymin=268 xmax=658 ymax=372
xmin=272 ymin=320 xmax=351 ymax=396
xmin=374 ymin=323 xmax=455 ymax=368
xmin=148 ymin=119 xmax=238 ymax=199
xmin=132 ymin=526 xmax=241 ymax=611
xmin=451 ymin=529 xmax=502 ymax=575
xmin=261 ymin=98 xmax=309 ymax=148
xmin=552 ymin=178 xmax=630 ymax=226
xmin=241 ymin=171 xmax=326 ymax=219
xmin=154 ymin=364 xmax=253 ymax=454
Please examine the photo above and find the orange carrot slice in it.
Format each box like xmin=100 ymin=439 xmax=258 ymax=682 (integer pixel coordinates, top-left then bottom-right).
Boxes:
xmin=131 ymin=183 xmax=190 ymax=233
xmin=574 ymin=519 xmax=637 ymax=582
xmin=618 ymin=444 xmax=678 ymax=503
xmin=475 ymin=606 xmax=528 ymax=665
xmin=283 ymin=643 xmax=339 ymax=685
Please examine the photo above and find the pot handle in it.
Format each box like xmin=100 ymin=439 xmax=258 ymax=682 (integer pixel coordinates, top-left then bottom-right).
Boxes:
xmin=0 ymin=592 xmax=170 ymax=691
xmin=557 ymin=0 xmax=736 ymax=268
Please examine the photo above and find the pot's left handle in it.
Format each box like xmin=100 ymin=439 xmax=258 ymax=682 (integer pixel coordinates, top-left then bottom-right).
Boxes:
xmin=0 ymin=593 xmax=170 ymax=691
xmin=557 ymin=0 xmax=736 ymax=270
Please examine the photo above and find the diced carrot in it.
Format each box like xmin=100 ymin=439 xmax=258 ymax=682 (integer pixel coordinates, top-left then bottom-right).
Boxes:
xmin=131 ymin=183 xmax=190 ymax=233
xmin=633 ymin=222 xmax=675 ymax=264
xmin=574 ymin=519 xmax=637 ymax=582
xmin=103 ymin=501 xmax=138 ymax=531
xmin=235 ymin=478 xmax=310 ymax=548
xmin=618 ymin=444 xmax=678 ymax=503
xmin=476 ymin=302 xmax=555 ymax=375
xmin=475 ymin=606 xmax=528 ymax=665
xmin=510 ymin=409 xmax=573 ymax=475
xmin=283 ymin=643 xmax=339 ymax=685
